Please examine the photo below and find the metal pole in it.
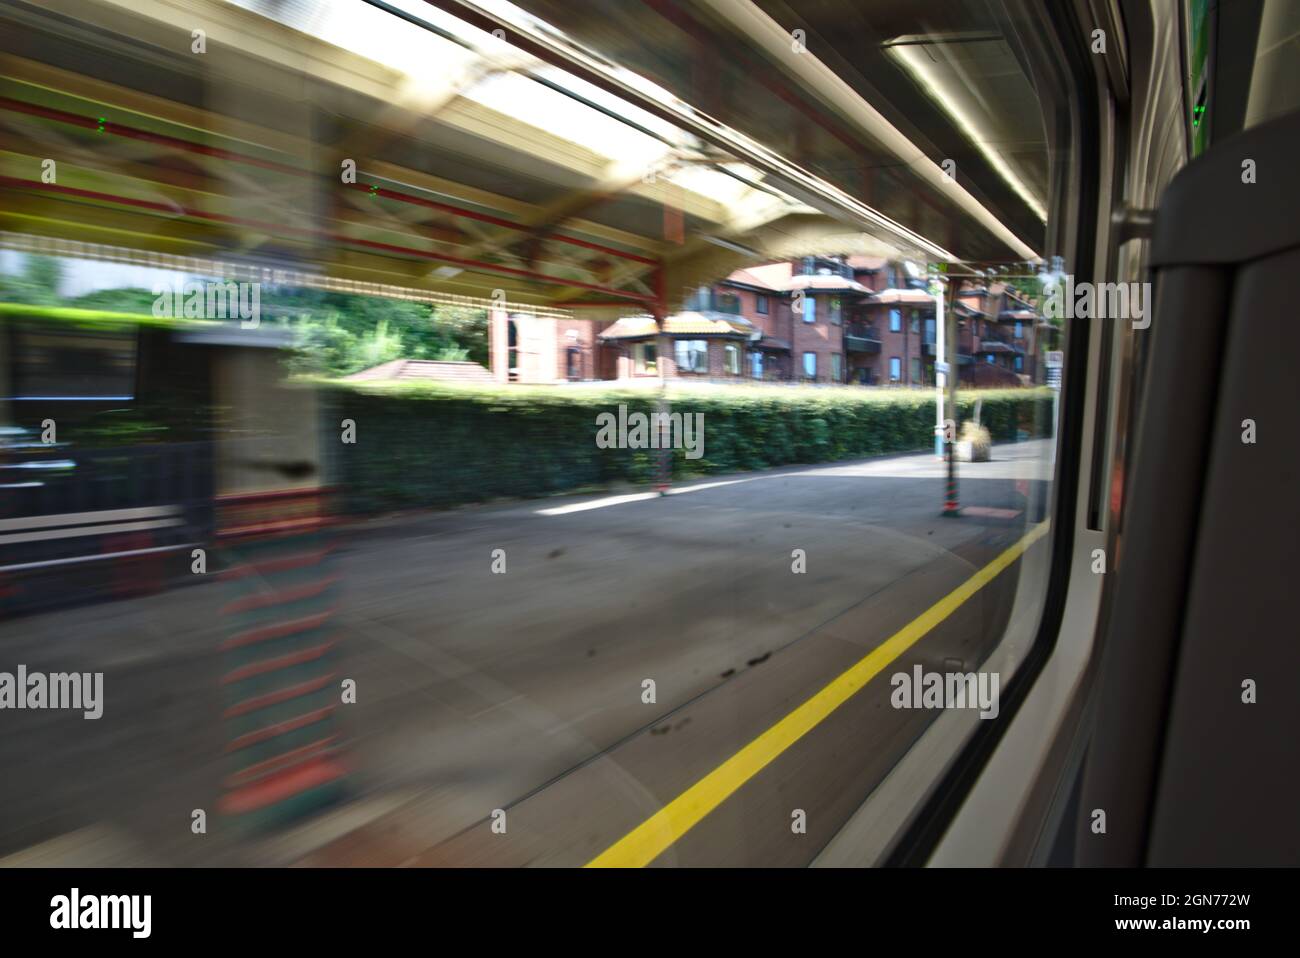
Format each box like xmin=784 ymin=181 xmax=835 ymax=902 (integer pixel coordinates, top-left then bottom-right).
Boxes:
xmin=943 ymin=277 xmax=961 ymax=516
xmin=933 ymin=276 xmax=945 ymax=458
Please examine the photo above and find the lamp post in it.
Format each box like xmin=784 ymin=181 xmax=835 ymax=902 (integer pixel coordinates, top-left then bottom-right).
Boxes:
xmin=930 ymin=267 xmax=946 ymax=459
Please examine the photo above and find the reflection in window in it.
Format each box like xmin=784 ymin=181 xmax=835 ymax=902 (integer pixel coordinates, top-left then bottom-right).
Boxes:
xmin=675 ymin=339 xmax=709 ymax=372
xmin=9 ymin=323 xmax=137 ymax=400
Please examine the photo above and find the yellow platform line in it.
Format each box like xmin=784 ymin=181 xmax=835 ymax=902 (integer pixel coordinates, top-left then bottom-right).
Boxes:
xmin=586 ymin=520 xmax=1051 ymax=867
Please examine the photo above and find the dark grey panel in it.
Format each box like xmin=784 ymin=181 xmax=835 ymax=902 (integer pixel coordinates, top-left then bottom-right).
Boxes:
xmin=1147 ymin=247 xmax=1300 ymax=865
xmin=1075 ymin=264 xmax=1230 ymax=866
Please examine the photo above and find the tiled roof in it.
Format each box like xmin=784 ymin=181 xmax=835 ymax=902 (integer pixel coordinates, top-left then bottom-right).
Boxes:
xmin=345 ymin=359 xmax=496 ymax=383
xmin=726 ymin=265 xmax=788 ymax=291
xmin=785 ymin=274 xmax=872 ymax=295
xmin=598 ymin=315 xmax=659 ymax=340
xmin=599 ymin=311 xmax=758 ymax=340
xmin=740 ymin=262 xmax=794 ymax=289
xmin=870 ymin=287 xmax=935 ymax=305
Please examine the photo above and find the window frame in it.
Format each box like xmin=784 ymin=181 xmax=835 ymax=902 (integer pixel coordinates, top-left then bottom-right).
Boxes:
xmin=723 ymin=343 xmax=740 ymax=375
xmin=674 ymin=339 xmax=709 ymax=373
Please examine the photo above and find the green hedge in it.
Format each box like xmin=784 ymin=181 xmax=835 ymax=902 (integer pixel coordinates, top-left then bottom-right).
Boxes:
xmin=318 ymin=381 xmax=1054 ymax=515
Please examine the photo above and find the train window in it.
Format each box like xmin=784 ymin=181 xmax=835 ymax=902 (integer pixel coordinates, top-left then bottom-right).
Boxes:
xmin=8 ymin=322 xmax=136 ymax=401
xmin=0 ymin=0 xmax=1077 ymax=872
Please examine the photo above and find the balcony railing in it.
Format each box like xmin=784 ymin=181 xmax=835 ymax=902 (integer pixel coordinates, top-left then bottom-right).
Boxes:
xmin=684 ymin=290 xmax=741 ymax=314
xmin=845 ymin=333 xmax=881 ymax=354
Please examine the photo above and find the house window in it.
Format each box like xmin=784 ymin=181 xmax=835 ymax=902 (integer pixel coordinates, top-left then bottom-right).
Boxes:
xmin=802 ymin=294 xmax=816 ymax=324
xmin=910 ymin=310 xmax=920 ymax=333
xmin=751 ymin=351 xmax=764 ymax=378
xmin=1015 ymin=355 xmax=1024 ymax=372
xmin=634 ymin=342 xmax=657 ymax=374
xmin=675 ymin=339 xmax=709 ymax=373
xmin=889 ymin=356 xmax=901 ymax=381
xmin=911 ymin=357 xmax=921 ymax=383
xmin=723 ymin=344 xmax=740 ymax=375
xmin=831 ymin=353 xmax=842 ymax=380
xmin=987 ymin=354 xmax=996 ymax=364
xmin=1015 ymin=320 xmax=1023 ymax=337
xmin=716 ymin=291 xmax=740 ymax=314
xmin=566 ymin=346 xmax=581 ymax=380
xmin=829 ymin=298 xmax=842 ymax=325
xmin=889 ymin=308 xmax=901 ymax=332
xmin=802 ymin=352 xmax=816 ymax=378
xmin=756 ymin=294 xmax=769 ymax=315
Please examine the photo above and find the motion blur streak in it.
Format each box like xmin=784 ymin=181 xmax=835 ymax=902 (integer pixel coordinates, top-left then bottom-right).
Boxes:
xmin=587 ymin=521 xmax=1049 ymax=868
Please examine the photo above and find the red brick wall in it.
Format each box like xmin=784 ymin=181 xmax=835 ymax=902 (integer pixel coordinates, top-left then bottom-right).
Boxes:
xmin=555 ymin=318 xmax=599 ymax=380
xmin=791 ymin=293 xmax=845 ymax=382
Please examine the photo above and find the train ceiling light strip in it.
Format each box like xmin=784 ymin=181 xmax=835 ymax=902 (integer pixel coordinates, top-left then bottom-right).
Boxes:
xmin=882 ymin=37 xmax=1049 ymax=224
xmin=691 ymin=0 xmax=1041 ymax=259
xmin=421 ymin=0 xmax=962 ymax=262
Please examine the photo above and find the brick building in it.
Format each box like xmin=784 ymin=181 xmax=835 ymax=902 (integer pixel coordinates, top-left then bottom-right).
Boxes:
xmin=492 ymin=256 xmax=1047 ymax=387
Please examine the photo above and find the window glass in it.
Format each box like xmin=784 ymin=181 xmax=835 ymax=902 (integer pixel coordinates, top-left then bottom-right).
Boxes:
xmin=675 ymin=339 xmax=709 ymax=372
xmin=724 ymin=344 xmax=740 ymax=374
xmin=0 ymin=0 xmax=1075 ymax=871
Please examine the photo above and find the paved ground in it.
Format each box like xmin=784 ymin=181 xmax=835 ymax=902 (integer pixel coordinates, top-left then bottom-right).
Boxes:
xmin=0 ymin=441 xmax=1053 ymax=866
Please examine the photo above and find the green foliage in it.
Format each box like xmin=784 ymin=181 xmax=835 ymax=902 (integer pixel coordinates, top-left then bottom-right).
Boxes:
xmin=0 ymin=257 xmax=490 ymax=377
xmin=0 ymin=255 xmax=64 ymax=306
xmin=66 ymin=287 xmax=160 ymax=313
xmin=320 ymin=382 xmax=1054 ymax=515
xmin=274 ymin=292 xmax=487 ymax=377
